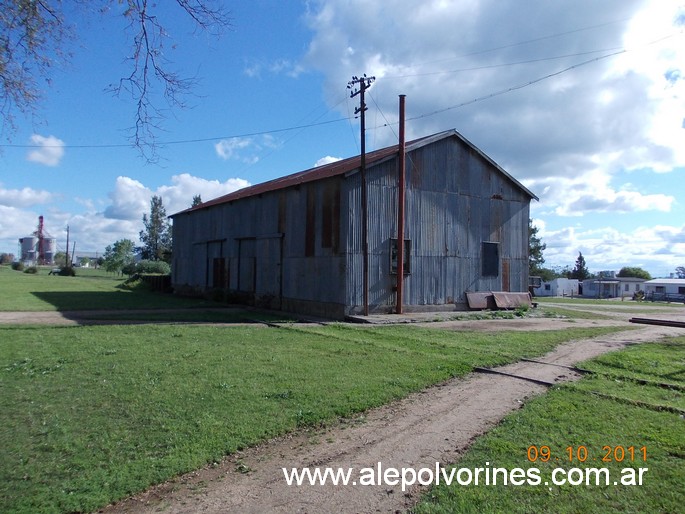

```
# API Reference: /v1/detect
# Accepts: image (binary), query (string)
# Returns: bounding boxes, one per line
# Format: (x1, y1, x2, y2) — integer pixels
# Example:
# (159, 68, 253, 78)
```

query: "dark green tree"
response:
(139, 196, 172, 262)
(53, 251, 67, 267)
(191, 194, 203, 207)
(569, 252, 591, 280)
(676, 266, 685, 279)
(103, 239, 136, 276)
(0, 253, 15, 264)
(536, 267, 558, 282)
(616, 267, 651, 280)
(528, 219, 546, 276)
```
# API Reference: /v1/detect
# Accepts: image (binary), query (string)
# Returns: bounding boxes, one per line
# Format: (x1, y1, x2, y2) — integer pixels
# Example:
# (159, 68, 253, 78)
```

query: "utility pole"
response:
(348, 74, 375, 316)
(65, 225, 70, 268)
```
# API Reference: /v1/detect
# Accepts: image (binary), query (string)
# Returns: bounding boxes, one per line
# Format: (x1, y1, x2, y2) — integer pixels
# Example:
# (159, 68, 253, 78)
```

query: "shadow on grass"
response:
(32, 290, 202, 312)
(29, 291, 297, 325)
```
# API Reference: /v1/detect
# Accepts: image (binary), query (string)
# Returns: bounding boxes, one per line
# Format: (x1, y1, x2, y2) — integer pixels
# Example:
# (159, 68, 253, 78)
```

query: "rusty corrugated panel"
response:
(332, 181, 341, 254)
(502, 259, 510, 292)
(180, 139, 405, 213)
(466, 292, 494, 310)
(171, 129, 536, 317)
(321, 179, 340, 252)
(305, 184, 316, 257)
(170, 129, 538, 218)
(492, 292, 532, 309)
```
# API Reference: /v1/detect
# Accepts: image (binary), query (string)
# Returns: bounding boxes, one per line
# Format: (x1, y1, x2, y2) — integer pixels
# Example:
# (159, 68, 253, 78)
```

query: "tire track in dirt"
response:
(101, 319, 684, 514)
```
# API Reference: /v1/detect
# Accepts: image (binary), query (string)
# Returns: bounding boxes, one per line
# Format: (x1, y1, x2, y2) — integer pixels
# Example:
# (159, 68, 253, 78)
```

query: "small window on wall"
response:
(390, 238, 411, 274)
(482, 241, 499, 277)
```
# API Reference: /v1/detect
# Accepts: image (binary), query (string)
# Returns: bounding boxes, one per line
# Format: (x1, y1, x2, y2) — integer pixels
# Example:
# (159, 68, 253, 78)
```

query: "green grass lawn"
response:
(0, 323, 622, 513)
(536, 296, 685, 309)
(0, 265, 216, 312)
(415, 338, 685, 514)
(536, 305, 613, 320)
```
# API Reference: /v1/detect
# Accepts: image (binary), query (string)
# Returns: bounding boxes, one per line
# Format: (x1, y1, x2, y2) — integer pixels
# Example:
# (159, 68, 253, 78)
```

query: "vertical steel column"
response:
(396, 95, 406, 314)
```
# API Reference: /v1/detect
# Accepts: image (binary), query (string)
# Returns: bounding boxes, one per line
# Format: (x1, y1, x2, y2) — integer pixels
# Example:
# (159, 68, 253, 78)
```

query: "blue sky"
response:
(1, 0, 683, 277)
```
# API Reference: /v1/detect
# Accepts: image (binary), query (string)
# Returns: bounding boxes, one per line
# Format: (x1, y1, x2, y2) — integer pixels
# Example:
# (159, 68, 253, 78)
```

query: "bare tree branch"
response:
(0, 0, 231, 161)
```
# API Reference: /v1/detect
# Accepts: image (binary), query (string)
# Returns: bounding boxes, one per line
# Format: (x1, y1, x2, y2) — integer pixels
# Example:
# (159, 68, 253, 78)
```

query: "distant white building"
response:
(533, 278, 579, 297)
(581, 272, 645, 299)
(642, 279, 685, 302)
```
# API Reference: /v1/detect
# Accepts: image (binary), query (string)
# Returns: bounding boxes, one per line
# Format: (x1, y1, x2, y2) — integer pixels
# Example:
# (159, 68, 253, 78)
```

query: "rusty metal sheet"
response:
(492, 292, 532, 309)
(466, 292, 494, 310)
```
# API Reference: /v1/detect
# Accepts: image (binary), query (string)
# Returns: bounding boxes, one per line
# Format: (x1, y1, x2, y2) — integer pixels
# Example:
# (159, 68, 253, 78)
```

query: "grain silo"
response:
(19, 236, 38, 263)
(44, 237, 57, 264)
(19, 216, 57, 265)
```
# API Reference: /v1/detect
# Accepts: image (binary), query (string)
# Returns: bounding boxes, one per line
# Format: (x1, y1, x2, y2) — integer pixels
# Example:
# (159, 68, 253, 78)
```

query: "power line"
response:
(404, 17, 633, 70)
(383, 46, 626, 79)
(0, 117, 351, 149)
(395, 32, 680, 125)
(2, 32, 678, 151)
(0, 49, 627, 150)
(403, 49, 628, 124)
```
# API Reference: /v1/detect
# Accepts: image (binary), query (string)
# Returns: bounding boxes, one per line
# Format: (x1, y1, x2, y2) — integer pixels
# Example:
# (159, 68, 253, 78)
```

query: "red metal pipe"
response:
(396, 95, 406, 314)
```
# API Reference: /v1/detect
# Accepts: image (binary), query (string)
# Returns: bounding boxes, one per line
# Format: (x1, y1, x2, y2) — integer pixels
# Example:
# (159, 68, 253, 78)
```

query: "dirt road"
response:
(99, 309, 685, 514)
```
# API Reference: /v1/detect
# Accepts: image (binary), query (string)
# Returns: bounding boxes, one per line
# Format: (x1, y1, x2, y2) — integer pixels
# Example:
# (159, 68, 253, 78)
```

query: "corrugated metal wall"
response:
(344, 136, 530, 314)
(172, 177, 348, 317)
(173, 133, 532, 318)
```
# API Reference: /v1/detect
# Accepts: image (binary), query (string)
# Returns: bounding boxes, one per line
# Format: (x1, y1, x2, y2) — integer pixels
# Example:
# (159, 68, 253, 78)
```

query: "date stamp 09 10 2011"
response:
(527, 445, 647, 464)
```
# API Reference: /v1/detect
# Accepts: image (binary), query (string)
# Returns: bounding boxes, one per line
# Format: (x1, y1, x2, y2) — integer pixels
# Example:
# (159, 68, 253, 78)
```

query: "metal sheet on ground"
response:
(492, 292, 532, 309)
(466, 292, 493, 310)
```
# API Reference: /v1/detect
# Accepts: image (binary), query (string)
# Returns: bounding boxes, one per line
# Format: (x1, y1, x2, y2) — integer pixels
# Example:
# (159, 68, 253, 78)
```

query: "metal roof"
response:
(172, 129, 537, 217)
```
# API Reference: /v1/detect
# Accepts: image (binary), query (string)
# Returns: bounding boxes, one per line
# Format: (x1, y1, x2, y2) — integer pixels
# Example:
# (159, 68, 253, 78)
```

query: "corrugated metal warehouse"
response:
(170, 129, 538, 318)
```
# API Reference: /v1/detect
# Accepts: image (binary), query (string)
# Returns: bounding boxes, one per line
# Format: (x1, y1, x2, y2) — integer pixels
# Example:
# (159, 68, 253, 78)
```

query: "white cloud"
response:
(0, 173, 252, 257)
(539, 223, 685, 277)
(314, 155, 342, 167)
(528, 169, 675, 217)
(26, 134, 65, 166)
(214, 135, 283, 163)
(0, 205, 41, 242)
(215, 137, 253, 160)
(157, 173, 250, 214)
(103, 176, 150, 221)
(103, 173, 251, 222)
(0, 184, 55, 208)
(244, 59, 303, 78)
(302, 0, 684, 180)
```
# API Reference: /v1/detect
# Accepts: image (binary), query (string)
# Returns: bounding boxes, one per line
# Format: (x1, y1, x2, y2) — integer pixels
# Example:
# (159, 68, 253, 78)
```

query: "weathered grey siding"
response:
(173, 177, 348, 318)
(172, 130, 535, 319)
(344, 136, 531, 314)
